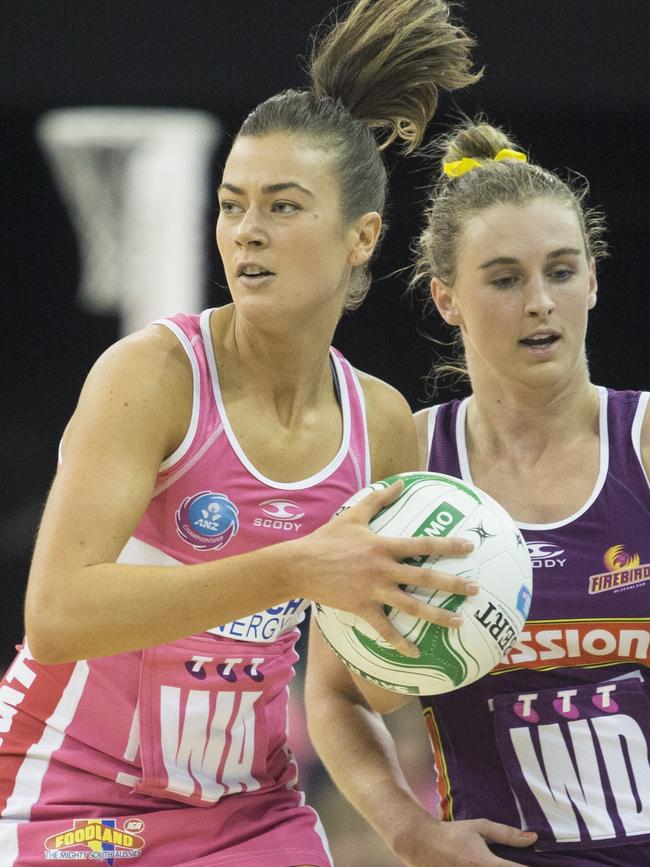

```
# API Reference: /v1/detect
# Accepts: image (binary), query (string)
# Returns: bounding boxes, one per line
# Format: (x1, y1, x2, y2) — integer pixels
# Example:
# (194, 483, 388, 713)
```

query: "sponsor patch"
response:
(495, 619, 650, 672)
(259, 498, 304, 520)
(588, 545, 649, 594)
(252, 498, 305, 533)
(526, 541, 567, 569)
(175, 491, 239, 551)
(44, 818, 145, 862)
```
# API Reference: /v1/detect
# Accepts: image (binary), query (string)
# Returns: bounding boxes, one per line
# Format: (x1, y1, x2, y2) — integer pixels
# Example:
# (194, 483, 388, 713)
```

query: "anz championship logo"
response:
(176, 491, 239, 551)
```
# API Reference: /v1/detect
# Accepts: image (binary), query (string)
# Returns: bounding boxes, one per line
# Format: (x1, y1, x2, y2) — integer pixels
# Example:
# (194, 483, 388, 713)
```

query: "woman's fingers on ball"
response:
(340, 480, 404, 523)
(392, 534, 474, 558)
(363, 606, 419, 657)
(387, 588, 464, 629)
(397, 562, 479, 596)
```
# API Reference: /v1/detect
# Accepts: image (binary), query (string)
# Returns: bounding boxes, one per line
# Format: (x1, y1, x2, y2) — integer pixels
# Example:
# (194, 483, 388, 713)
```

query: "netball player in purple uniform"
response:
(0, 5, 480, 865)
(307, 120, 649, 865)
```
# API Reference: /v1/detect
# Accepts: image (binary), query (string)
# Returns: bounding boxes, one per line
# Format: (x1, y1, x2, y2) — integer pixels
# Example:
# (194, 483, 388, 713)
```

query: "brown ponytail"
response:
(237, 0, 479, 311)
(310, 0, 480, 154)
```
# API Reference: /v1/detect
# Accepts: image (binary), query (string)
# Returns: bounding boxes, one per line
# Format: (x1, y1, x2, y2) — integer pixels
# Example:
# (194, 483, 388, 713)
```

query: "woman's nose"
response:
(524, 276, 555, 317)
(235, 208, 267, 247)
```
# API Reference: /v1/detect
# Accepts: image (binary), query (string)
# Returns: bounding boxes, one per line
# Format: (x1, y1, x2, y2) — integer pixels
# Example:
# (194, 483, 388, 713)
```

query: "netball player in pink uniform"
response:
(307, 120, 650, 865)
(0, 2, 480, 865)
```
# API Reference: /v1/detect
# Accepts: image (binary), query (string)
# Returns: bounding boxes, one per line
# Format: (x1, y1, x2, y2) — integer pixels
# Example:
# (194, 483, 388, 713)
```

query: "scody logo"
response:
(44, 818, 145, 861)
(253, 498, 305, 532)
(526, 541, 566, 568)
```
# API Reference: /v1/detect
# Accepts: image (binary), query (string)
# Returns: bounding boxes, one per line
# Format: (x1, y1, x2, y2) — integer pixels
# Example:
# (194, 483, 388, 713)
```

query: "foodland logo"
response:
(588, 545, 649, 594)
(495, 619, 649, 672)
(526, 541, 566, 569)
(44, 818, 144, 861)
(253, 498, 305, 532)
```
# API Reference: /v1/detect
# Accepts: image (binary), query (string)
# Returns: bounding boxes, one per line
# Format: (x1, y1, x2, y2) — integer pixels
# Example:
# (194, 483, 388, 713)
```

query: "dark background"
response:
(2, 1, 649, 665)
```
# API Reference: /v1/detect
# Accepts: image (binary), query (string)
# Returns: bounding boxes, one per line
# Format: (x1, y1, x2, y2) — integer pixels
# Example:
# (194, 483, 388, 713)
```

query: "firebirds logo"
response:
(44, 818, 145, 862)
(588, 545, 649, 594)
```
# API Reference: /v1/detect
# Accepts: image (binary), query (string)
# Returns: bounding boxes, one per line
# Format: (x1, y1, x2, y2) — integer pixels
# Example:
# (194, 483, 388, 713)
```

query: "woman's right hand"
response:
(291, 480, 479, 657)
(392, 812, 537, 867)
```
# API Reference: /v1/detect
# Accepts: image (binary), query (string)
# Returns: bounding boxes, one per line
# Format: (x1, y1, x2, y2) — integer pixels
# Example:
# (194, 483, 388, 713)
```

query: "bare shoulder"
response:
(62, 322, 193, 464)
(26, 324, 195, 641)
(355, 369, 418, 480)
(85, 322, 190, 395)
(356, 369, 412, 416)
(640, 393, 650, 479)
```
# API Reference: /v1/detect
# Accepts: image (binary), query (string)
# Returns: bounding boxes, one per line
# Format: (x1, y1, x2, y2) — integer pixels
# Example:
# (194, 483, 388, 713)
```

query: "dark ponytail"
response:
(238, 0, 480, 310)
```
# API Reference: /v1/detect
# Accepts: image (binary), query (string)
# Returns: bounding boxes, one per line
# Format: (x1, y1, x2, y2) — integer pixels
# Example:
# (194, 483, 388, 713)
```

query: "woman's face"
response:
(217, 132, 379, 329)
(431, 198, 597, 389)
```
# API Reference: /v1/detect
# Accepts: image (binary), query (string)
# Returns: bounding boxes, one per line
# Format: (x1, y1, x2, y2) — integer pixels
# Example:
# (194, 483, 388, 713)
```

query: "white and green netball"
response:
(314, 472, 533, 696)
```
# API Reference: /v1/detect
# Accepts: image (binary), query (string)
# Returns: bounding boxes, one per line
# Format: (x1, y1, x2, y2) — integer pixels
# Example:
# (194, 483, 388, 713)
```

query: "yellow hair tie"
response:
(494, 148, 527, 163)
(442, 156, 482, 178)
(443, 148, 527, 178)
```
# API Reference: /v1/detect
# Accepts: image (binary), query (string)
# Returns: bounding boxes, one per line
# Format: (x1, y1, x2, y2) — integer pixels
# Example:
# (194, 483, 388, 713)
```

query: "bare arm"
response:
(25, 337, 477, 664)
(305, 626, 431, 851)
(306, 610, 536, 866)
(356, 369, 421, 478)
(25, 326, 311, 661)
(306, 381, 536, 866)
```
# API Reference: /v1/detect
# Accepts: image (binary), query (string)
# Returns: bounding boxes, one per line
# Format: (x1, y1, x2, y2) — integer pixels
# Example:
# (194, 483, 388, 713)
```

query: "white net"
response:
(37, 107, 221, 334)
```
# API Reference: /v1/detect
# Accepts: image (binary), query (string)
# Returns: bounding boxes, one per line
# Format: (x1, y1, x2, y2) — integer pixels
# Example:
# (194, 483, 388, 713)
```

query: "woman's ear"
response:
(347, 212, 382, 267)
(587, 257, 598, 310)
(430, 277, 462, 325)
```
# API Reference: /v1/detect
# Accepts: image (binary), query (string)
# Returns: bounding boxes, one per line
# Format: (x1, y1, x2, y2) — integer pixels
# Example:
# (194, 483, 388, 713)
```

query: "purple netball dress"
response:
(422, 388, 650, 865)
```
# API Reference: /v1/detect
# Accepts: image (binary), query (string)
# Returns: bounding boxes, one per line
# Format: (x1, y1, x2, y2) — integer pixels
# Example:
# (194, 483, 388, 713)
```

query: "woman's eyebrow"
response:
(217, 181, 314, 196)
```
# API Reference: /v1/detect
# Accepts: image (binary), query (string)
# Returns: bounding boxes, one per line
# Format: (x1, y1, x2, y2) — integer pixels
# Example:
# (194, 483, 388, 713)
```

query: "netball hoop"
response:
(37, 108, 221, 334)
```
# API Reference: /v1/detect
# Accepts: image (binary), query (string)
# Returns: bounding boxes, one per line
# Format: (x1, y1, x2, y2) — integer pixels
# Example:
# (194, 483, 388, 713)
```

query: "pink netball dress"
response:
(0, 309, 371, 866)
(422, 388, 650, 865)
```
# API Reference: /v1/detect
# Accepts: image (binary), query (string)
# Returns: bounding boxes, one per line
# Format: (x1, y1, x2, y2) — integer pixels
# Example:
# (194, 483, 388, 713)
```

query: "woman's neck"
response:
(465, 372, 600, 461)
(210, 304, 339, 428)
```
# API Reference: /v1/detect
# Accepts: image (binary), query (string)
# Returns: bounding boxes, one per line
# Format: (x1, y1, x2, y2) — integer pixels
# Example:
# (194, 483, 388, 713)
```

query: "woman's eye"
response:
(218, 201, 241, 215)
(549, 268, 574, 281)
(492, 275, 517, 289)
(272, 201, 300, 214)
